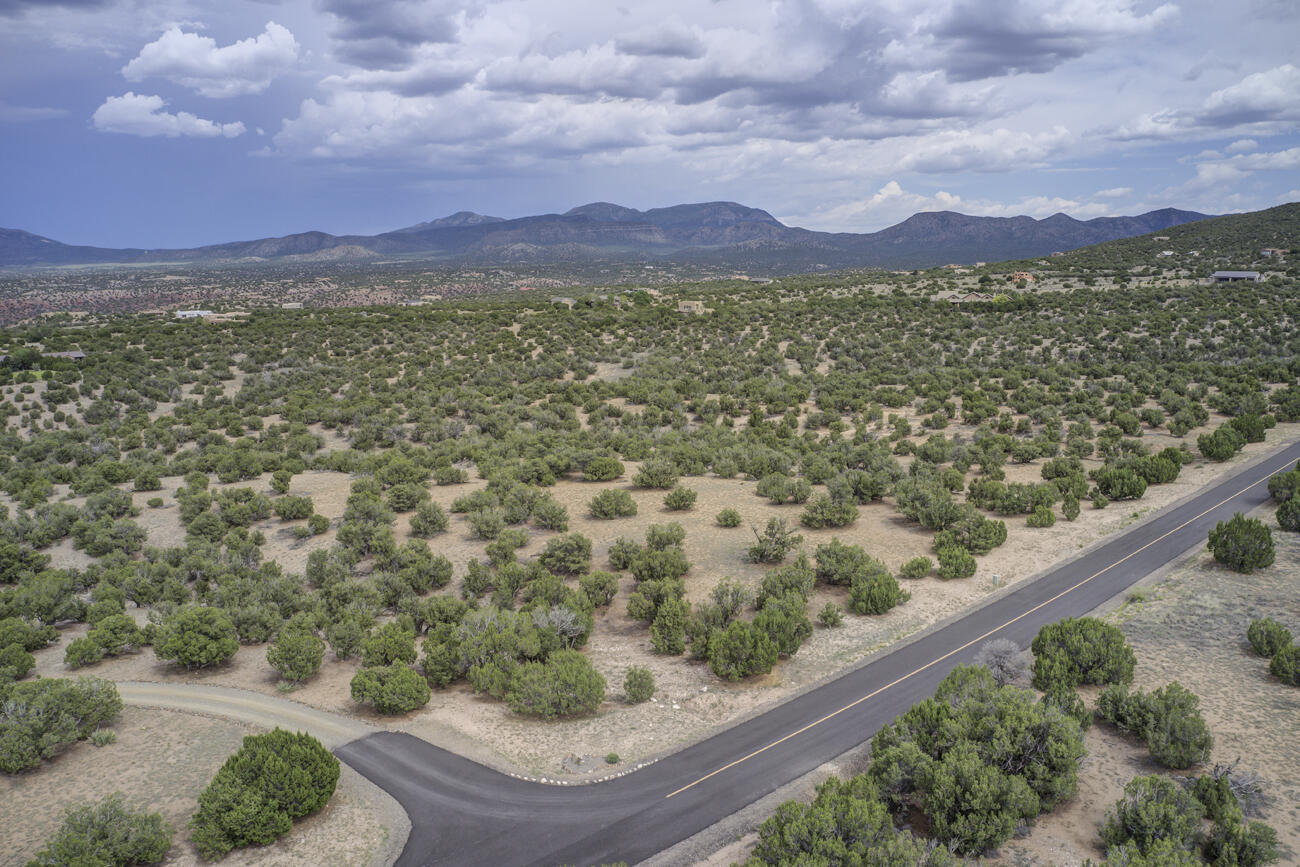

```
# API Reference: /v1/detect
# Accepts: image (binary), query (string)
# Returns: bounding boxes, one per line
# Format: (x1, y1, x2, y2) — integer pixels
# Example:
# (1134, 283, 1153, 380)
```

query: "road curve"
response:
(117, 682, 375, 748)
(120, 440, 1299, 867)
(333, 439, 1300, 867)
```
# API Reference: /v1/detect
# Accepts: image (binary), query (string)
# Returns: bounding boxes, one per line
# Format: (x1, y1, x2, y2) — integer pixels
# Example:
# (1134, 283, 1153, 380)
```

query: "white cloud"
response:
(1094, 186, 1132, 198)
(92, 92, 246, 138)
(895, 126, 1073, 173)
(122, 21, 299, 98)
(1198, 64, 1300, 126)
(1225, 138, 1258, 153)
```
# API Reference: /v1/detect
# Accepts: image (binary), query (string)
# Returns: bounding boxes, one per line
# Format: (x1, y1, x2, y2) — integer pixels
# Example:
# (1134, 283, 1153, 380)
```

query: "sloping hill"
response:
(0, 201, 1215, 270)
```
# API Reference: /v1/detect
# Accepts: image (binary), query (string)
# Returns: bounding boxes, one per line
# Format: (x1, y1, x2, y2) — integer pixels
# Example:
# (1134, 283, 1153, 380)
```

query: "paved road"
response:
(335, 439, 1297, 866)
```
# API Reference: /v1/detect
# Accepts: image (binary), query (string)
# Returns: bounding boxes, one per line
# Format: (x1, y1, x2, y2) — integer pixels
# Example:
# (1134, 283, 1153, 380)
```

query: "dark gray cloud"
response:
(319, 0, 461, 66)
(615, 27, 705, 59)
(0, 0, 109, 15)
(930, 0, 1175, 81)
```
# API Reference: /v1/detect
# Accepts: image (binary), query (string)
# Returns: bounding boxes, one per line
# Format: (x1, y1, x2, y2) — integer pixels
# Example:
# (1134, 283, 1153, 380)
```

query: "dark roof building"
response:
(1210, 271, 1261, 282)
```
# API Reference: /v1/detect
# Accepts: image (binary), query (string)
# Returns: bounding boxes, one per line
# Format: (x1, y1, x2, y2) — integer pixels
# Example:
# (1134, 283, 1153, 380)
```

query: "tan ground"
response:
(0, 706, 406, 867)
(34, 424, 1300, 780)
(704, 502, 1300, 867)
(994, 502, 1300, 866)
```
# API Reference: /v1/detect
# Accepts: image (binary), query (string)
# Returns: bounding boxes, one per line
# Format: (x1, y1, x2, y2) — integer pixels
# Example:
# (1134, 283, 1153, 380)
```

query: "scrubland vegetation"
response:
(1, 210, 1297, 862)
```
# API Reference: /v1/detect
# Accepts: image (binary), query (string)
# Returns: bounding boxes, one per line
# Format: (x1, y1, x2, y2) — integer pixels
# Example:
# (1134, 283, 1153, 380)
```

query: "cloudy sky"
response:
(1, 0, 1298, 247)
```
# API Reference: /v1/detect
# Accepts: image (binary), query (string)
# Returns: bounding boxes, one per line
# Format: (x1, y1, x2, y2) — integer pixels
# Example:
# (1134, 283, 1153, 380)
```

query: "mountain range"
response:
(0, 202, 1211, 271)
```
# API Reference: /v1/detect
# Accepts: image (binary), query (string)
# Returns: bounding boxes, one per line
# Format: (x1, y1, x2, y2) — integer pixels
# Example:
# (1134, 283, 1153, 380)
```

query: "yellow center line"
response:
(664, 453, 1294, 799)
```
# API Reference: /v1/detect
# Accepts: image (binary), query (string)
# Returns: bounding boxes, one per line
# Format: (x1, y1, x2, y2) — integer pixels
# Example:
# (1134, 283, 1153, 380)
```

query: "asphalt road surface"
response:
(336, 439, 1300, 867)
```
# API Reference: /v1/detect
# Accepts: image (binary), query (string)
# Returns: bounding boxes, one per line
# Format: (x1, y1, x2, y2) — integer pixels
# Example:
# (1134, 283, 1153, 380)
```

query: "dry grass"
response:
(0, 707, 402, 867)
(33, 424, 1300, 781)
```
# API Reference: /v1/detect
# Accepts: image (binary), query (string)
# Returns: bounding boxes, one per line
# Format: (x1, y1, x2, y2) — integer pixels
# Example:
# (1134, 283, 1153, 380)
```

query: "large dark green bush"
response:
(0, 677, 122, 773)
(154, 606, 239, 670)
(1100, 774, 1203, 860)
(1246, 618, 1292, 657)
(190, 729, 339, 859)
(589, 489, 637, 519)
(26, 793, 171, 867)
(1207, 513, 1274, 573)
(743, 775, 952, 866)
(506, 650, 605, 718)
(1097, 681, 1213, 768)
(1031, 616, 1135, 691)
(868, 665, 1085, 855)
(350, 663, 431, 714)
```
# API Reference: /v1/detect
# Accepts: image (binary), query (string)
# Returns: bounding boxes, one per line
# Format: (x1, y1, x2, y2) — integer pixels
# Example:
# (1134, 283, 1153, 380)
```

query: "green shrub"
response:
(817, 602, 843, 627)
(350, 664, 431, 714)
(746, 775, 943, 866)
(467, 507, 506, 540)
(266, 630, 325, 684)
(663, 486, 697, 511)
(0, 642, 35, 684)
(27, 793, 171, 866)
(1097, 682, 1213, 768)
(584, 456, 624, 481)
(360, 623, 417, 668)
(409, 501, 449, 537)
(1269, 644, 1300, 686)
(579, 571, 619, 607)
(1207, 513, 1275, 573)
(749, 518, 803, 564)
(632, 458, 678, 489)
(533, 533, 589, 576)
(1246, 618, 1292, 657)
(799, 494, 858, 529)
(0, 677, 122, 773)
(899, 556, 933, 579)
(716, 508, 742, 527)
(532, 498, 569, 531)
(64, 636, 105, 669)
(589, 489, 638, 519)
(849, 568, 909, 616)
(1026, 505, 1056, 528)
(935, 546, 976, 580)
(274, 495, 314, 521)
(506, 650, 606, 718)
(867, 665, 1085, 855)
(624, 665, 655, 702)
(1031, 616, 1135, 691)
(1100, 774, 1203, 859)
(708, 620, 779, 681)
(190, 729, 339, 858)
(307, 513, 329, 535)
(154, 606, 239, 670)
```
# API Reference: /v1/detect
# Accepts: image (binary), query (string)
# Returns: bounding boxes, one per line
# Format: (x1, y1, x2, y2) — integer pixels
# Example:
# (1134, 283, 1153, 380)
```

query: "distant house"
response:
(677, 300, 706, 314)
(175, 310, 213, 319)
(946, 292, 996, 304)
(1153, 236, 1170, 241)
(280, 302, 303, 310)
(1261, 248, 1286, 257)
(44, 351, 86, 361)
(1050, 251, 1066, 257)
(1011, 271, 1035, 283)
(1158, 250, 1176, 257)
(1210, 271, 1262, 283)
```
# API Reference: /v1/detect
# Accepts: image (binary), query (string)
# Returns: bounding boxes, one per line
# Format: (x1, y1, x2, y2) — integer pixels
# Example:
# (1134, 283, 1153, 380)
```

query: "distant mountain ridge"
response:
(0, 202, 1212, 270)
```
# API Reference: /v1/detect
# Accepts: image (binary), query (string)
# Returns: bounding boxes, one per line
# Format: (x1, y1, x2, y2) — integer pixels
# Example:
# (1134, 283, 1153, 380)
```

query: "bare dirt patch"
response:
(1, 706, 403, 867)
(34, 429, 1300, 784)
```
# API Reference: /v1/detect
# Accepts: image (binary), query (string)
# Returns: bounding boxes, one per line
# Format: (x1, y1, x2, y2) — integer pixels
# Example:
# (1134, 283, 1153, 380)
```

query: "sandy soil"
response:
(0, 706, 405, 867)
(34, 424, 1300, 781)
(994, 502, 1300, 866)
(699, 500, 1300, 867)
